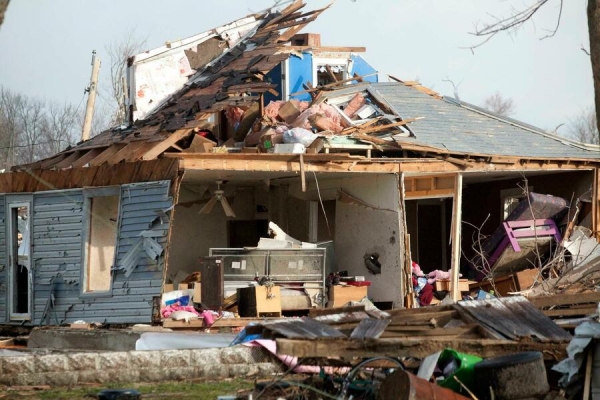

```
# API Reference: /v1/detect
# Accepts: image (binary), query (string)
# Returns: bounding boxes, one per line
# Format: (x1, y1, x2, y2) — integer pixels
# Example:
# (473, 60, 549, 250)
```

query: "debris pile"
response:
(227, 296, 574, 399)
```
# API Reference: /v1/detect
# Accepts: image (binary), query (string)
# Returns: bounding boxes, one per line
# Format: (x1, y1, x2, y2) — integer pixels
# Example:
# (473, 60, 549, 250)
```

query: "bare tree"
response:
(104, 30, 146, 126)
(0, 87, 82, 169)
(568, 107, 599, 144)
(482, 92, 516, 117)
(468, 0, 600, 144)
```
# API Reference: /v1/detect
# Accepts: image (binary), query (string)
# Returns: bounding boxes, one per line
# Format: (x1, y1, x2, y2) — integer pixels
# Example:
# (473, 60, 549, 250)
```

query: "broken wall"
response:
(334, 174, 403, 306)
(0, 181, 172, 325)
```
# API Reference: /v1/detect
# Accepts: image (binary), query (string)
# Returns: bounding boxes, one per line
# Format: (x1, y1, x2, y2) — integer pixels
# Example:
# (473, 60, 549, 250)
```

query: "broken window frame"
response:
(500, 187, 533, 220)
(6, 196, 33, 321)
(80, 187, 121, 298)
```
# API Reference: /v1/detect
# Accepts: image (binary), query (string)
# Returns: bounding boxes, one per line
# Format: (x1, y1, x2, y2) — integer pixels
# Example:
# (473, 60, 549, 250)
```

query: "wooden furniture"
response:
(435, 279, 475, 292)
(327, 285, 368, 308)
(469, 268, 540, 296)
(198, 256, 224, 309)
(237, 286, 282, 317)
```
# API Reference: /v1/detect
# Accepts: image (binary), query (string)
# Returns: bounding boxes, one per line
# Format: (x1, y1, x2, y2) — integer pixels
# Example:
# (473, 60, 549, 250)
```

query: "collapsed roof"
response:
(16, 0, 600, 172)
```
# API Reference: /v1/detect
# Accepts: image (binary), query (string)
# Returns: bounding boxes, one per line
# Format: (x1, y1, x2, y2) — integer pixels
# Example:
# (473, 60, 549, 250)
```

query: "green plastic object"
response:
(437, 348, 482, 393)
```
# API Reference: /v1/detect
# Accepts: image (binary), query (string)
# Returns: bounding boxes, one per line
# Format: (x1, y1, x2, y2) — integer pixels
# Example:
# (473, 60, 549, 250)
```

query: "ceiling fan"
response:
(199, 180, 236, 218)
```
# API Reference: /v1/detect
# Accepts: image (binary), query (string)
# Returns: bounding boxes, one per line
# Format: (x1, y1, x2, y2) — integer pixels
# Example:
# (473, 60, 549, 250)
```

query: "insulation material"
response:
(263, 100, 309, 120)
(225, 106, 245, 128)
(343, 93, 366, 117)
(292, 103, 344, 133)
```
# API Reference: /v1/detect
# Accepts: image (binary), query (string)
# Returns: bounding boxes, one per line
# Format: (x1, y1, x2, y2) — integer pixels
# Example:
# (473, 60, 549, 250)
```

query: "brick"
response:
(197, 364, 229, 379)
(189, 348, 220, 366)
(138, 368, 164, 383)
(77, 370, 110, 385)
(36, 354, 69, 373)
(107, 368, 139, 384)
(68, 353, 98, 370)
(160, 350, 191, 368)
(165, 367, 196, 381)
(2, 356, 35, 375)
(11, 373, 45, 386)
(220, 347, 255, 364)
(228, 364, 251, 377)
(257, 363, 282, 376)
(98, 352, 130, 371)
(129, 351, 160, 369)
(45, 372, 78, 386)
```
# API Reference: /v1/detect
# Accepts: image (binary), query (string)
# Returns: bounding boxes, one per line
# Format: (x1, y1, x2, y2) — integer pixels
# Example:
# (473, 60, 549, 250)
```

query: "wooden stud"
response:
(141, 129, 193, 161)
(450, 173, 463, 302)
(71, 148, 104, 168)
(299, 153, 306, 192)
(107, 141, 148, 165)
(52, 152, 82, 169)
(88, 144, 127, 167)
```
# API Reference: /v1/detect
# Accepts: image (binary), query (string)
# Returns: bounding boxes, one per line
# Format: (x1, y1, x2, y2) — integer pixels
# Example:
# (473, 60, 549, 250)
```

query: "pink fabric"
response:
(427, 269, 461, 285)
(201, 311, 216, 326)
(244, 339, 349, 374)
(161, 305, 201, 319)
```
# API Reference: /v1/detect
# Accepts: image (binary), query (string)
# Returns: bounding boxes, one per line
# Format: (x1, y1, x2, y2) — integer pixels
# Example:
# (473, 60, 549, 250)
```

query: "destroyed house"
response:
(0, 0, 598, 326)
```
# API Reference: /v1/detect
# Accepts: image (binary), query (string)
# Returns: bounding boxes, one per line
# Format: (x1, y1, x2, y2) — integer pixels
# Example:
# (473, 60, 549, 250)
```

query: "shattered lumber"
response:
(275, 338, 567, 360)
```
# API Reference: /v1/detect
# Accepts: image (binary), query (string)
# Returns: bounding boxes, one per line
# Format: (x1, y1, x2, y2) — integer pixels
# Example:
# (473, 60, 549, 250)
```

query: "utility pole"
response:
(81, 50, 101, 142)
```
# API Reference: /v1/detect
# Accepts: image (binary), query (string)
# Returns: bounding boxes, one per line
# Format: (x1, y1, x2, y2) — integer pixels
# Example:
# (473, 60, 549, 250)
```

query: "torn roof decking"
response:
(14, 1, 600, 174)
(15, 0, 331, 171)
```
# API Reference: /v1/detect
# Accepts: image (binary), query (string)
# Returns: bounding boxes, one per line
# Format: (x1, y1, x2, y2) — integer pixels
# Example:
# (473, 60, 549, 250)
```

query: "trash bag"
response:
(283, 127, 318, 146)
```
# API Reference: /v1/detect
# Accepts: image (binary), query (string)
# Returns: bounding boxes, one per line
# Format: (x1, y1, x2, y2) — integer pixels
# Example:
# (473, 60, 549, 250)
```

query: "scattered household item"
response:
(377, 369, 471, 400)
(237, 286, 282, 317)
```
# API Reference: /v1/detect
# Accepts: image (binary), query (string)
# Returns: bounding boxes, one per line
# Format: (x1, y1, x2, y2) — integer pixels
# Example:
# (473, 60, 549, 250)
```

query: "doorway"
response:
(7, 198, 32, 320)
(406, 198, 453, 273)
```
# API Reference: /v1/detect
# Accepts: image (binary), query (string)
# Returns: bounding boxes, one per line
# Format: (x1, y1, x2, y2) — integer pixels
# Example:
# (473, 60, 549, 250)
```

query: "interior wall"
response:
(333, 174, 403, 306)
(167, 184, 260, 278)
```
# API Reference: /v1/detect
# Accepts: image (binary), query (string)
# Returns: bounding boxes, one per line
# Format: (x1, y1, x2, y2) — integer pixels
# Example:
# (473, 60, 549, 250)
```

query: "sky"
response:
(0, 0, 593, 137)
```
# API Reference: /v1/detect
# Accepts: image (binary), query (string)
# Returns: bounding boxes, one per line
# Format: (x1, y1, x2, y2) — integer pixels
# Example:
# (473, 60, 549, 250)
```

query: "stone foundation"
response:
(0, 345, 281, 386)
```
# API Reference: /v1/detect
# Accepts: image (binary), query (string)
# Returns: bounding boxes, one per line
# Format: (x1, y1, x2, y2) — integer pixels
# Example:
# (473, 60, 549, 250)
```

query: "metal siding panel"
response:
(32, 191, 84, 325)
(30, 181, 172, 325)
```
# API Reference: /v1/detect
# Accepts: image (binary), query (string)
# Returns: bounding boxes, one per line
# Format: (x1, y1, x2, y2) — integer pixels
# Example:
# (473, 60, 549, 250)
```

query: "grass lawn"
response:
(0, 378, 255, 400)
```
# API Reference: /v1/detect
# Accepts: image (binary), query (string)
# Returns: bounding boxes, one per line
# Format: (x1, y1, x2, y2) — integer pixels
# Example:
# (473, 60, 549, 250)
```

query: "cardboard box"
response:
(259, 132, 284, 152)
(328, 285, 368, 308)
(184, 134, 216, 153)
(278, 101, 301, 124)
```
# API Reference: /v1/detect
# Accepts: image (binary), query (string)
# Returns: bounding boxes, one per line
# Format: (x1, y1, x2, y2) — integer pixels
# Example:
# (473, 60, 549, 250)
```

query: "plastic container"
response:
(437, 349, 482, 394)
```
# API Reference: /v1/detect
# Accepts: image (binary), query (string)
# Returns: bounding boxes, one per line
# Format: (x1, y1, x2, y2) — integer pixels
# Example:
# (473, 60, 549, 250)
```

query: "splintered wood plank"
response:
(107, 141, 148, 164)
(262, 317, 346, 339)
(141, 129, 193, 161)
(264, 0, 305, 27)
(53, 151, 82, 169)
(88, 144, 127, 166)
(350, 319, 390, 339)
(309, 305, 366, 317)
(39, 153, 68, 169)
(543, 306, 598, 317)
(276, 338, 567, 360)
(71, 148, 104, 168)
(529, 292, 600, 308)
